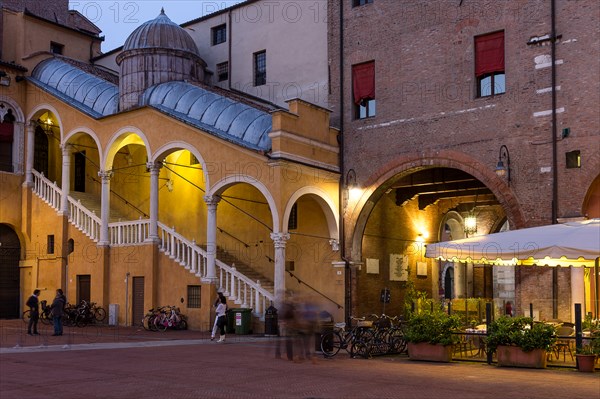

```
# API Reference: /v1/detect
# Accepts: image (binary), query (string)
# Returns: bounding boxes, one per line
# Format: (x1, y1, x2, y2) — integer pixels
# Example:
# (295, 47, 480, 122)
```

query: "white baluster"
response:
(230, 266, 237, 300)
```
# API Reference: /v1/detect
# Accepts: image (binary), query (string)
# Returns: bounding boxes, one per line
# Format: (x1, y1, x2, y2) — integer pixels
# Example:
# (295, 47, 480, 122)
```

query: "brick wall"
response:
(330, 0, 599, 319)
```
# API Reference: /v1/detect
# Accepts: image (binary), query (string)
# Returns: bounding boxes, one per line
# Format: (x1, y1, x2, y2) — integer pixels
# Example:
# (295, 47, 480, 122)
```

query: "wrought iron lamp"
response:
(495, 144, 511, 185)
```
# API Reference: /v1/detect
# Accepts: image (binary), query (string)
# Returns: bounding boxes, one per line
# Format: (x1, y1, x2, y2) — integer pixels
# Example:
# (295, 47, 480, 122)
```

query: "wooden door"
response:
(132, 277, 144, 326)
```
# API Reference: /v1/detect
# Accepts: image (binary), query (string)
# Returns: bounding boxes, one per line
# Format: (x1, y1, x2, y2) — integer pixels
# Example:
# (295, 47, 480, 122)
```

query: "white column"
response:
(571, 267, 585, 323)
(147, 161, 161, 242)
(59, 145, 71, 215)
(98, 170, 112, 246)
(24, 122, 35, 186)
(204, 195, 221, 282)
(270, 232, 290, 306)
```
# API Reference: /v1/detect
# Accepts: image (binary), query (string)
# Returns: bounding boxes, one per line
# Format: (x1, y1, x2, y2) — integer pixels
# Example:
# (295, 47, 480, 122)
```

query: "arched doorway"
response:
(0, 224, 21, 318)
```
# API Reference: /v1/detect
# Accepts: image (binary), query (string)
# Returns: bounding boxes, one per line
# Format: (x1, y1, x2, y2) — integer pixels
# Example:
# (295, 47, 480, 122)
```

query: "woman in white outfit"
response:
(215, 297, 228, 342)
(211, 292, 227, 340)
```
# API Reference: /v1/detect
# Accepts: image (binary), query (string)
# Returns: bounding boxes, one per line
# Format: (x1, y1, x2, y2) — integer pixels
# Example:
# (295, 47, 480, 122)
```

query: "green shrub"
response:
(404, 310, 462, 346)
(486, 316, 557, 353)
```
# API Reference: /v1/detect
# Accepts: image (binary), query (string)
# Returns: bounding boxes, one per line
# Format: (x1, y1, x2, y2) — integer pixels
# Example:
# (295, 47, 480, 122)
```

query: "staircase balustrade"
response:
(31, 170, 274, 318)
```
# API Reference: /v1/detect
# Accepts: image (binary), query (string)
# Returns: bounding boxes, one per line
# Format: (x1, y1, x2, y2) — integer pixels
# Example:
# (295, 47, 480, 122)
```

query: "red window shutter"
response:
(352, 62, 375, 105)
(0, 122, 14, 143)
(475, 31, 505, 77)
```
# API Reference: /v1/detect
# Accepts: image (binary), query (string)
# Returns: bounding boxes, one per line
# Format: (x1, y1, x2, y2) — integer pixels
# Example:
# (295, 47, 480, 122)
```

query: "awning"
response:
(425, 219, 600, 267)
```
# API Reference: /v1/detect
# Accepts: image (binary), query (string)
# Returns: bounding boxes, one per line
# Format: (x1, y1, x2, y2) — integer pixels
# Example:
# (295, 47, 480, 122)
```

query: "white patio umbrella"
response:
(425, 218, 600, 267)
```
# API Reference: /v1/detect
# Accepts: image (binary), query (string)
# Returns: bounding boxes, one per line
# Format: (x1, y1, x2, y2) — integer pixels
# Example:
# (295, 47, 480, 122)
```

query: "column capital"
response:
(270, 232, 290, 248)
(146, 161, 162, 173)
(98, 170, 113, 181)
(203, 195, 221, 207)
(329, 239, 340, 252)
(61, 143, 73, 155)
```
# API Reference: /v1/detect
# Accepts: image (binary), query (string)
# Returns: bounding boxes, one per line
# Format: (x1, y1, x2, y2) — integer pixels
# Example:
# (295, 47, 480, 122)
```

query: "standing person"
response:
(211, 292, 227, 341)
(26, 289, 41, 335)
(215, 297, 228, 342)
(50, 289, 66, 336)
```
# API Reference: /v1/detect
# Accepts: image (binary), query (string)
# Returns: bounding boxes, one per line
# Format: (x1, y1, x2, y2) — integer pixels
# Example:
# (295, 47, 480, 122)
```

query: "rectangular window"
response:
(47, 235, 55, 254)
(187, 285, 201, 308)
(353, 0, 373, 6)
(352, 61, 376, 119)
(211, 24, 227, 45)
(475, 31, 505, 97)
(50, 42, 64, 55)
(254, 51, 266, 86)
(566, 150, 581, 169)
(217, 61, 229, 82)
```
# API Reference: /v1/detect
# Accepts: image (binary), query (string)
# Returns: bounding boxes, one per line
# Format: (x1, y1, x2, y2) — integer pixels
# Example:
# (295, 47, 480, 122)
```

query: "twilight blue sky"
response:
(69, 1, 243, 52)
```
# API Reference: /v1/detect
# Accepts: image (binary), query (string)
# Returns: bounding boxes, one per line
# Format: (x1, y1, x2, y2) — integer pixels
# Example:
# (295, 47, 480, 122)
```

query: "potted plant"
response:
(486, 316, 557, 368)
(404, 310, 462, 362)
(575, 329, 599, 372)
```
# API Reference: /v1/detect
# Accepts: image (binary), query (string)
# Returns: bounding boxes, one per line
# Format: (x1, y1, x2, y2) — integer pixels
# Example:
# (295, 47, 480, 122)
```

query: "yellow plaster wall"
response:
(2, 10, 101, 72)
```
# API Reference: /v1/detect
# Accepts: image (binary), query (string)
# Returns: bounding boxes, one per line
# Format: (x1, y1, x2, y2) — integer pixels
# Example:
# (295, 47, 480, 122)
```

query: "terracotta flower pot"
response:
(575, 354, 597, 372)
(496, 345, 547, 368)
(408, 342, 453, 362)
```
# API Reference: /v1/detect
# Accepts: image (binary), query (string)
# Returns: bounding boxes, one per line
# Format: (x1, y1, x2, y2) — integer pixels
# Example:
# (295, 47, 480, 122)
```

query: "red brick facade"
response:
(329, 0, 599, 320)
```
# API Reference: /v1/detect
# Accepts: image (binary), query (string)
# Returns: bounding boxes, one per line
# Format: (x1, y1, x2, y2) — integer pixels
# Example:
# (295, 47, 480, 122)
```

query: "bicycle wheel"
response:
(320, 331, 342, 357)
(176, 319, 188, 331)
(351, 339, 371, 359)
(388, 329, 407, 354)
(94, 307, 107, 322)
(22, 310, 31, 324)
(155, 315, 168, 332)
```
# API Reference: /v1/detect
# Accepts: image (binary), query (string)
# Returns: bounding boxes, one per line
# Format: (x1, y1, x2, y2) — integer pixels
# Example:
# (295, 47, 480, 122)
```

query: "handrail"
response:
(31, 170, 61, 210)
(217, 227, 250, 248)
(286, 270, 343, 309)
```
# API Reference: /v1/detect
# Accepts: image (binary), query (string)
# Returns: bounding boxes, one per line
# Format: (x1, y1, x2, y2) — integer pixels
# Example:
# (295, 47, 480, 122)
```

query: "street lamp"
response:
(464, 212, 477, 237)
(495, 144, 511, 185)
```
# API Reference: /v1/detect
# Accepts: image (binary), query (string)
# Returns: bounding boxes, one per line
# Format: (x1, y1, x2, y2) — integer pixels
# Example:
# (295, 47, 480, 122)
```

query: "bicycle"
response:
(320, 316, 374, 358)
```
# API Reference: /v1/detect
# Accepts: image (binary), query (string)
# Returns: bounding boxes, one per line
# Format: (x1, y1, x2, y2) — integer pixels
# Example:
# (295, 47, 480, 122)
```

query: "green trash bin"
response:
(231, 308, 253, 335)
(226, 309, 235, 334)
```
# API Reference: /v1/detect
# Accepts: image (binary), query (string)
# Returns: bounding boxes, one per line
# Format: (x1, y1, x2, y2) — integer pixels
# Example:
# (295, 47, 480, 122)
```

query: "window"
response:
(254, 51, 266, 86)
(0, 107, 14, 172)
(353, 0, 373, 6)
(211, 24, 226, 45)
(475, 31, 505, 97)
(217, 62, 229, 82)
(187, 285, 201, 308)
(352, 61, 376, 119)
(47, 235, 55, 254)
(288, 203, 298, 230)
(50, 42, 64, 55)
(566, 150, 581, 169)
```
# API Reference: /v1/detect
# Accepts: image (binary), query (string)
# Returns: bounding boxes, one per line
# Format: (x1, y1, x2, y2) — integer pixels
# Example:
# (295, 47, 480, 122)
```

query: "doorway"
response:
(132, 277, 144, 326)
(0, 224, 21, 318)
(74, 151, 86, 192)
(77, 275, 91, 304)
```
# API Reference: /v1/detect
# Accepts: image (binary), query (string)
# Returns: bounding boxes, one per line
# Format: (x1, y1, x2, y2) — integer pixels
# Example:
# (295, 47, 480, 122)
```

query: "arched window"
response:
(0, 106, 15, 172)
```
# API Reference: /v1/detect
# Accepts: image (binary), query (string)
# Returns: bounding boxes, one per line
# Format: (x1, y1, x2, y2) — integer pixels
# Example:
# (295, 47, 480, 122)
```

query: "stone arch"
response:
(348, 150, 525, 260)
(104, 126, 151, 170)
(151, 141, 210, 189)
(283, 186, 339, 241)
(208, 175, 279, 233)
(582, 174, 600, 218)
(26, 103, 64, 137)
(63, 126, 103, 153)
(0, 95, 25, 122)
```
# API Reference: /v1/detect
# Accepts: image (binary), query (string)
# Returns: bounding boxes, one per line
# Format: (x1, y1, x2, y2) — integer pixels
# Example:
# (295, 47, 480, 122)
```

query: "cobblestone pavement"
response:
(1, 320, 598, 399)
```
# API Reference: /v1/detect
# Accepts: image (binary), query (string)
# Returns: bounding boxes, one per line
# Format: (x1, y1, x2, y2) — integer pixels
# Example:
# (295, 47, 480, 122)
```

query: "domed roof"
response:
(122, 9, 200, 55)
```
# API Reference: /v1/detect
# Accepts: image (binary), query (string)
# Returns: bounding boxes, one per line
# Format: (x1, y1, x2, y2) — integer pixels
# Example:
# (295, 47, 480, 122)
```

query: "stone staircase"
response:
(69, 191, 128, 222)
(215, 247, 274, 294)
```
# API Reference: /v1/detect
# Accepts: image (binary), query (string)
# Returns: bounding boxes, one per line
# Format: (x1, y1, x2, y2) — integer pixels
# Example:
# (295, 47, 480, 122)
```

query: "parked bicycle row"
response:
(22, 299, 107, 328)
(142, 306, 188, 332)
(320, 314, 407, 359)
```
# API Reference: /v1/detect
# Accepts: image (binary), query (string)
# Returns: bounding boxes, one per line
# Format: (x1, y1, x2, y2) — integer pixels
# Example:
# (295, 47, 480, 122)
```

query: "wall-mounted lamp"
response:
(37, 116, 56, 135)
(495, 144, 511, 185)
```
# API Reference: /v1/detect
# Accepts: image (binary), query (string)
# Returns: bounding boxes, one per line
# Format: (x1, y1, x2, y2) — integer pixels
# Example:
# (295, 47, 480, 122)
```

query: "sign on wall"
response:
(390, 254, 408, 281)
(366, 258, 379, 274)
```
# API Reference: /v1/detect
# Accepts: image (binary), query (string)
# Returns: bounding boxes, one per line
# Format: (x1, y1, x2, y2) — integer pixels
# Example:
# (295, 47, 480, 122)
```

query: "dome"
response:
(122, 8, 200, 55)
